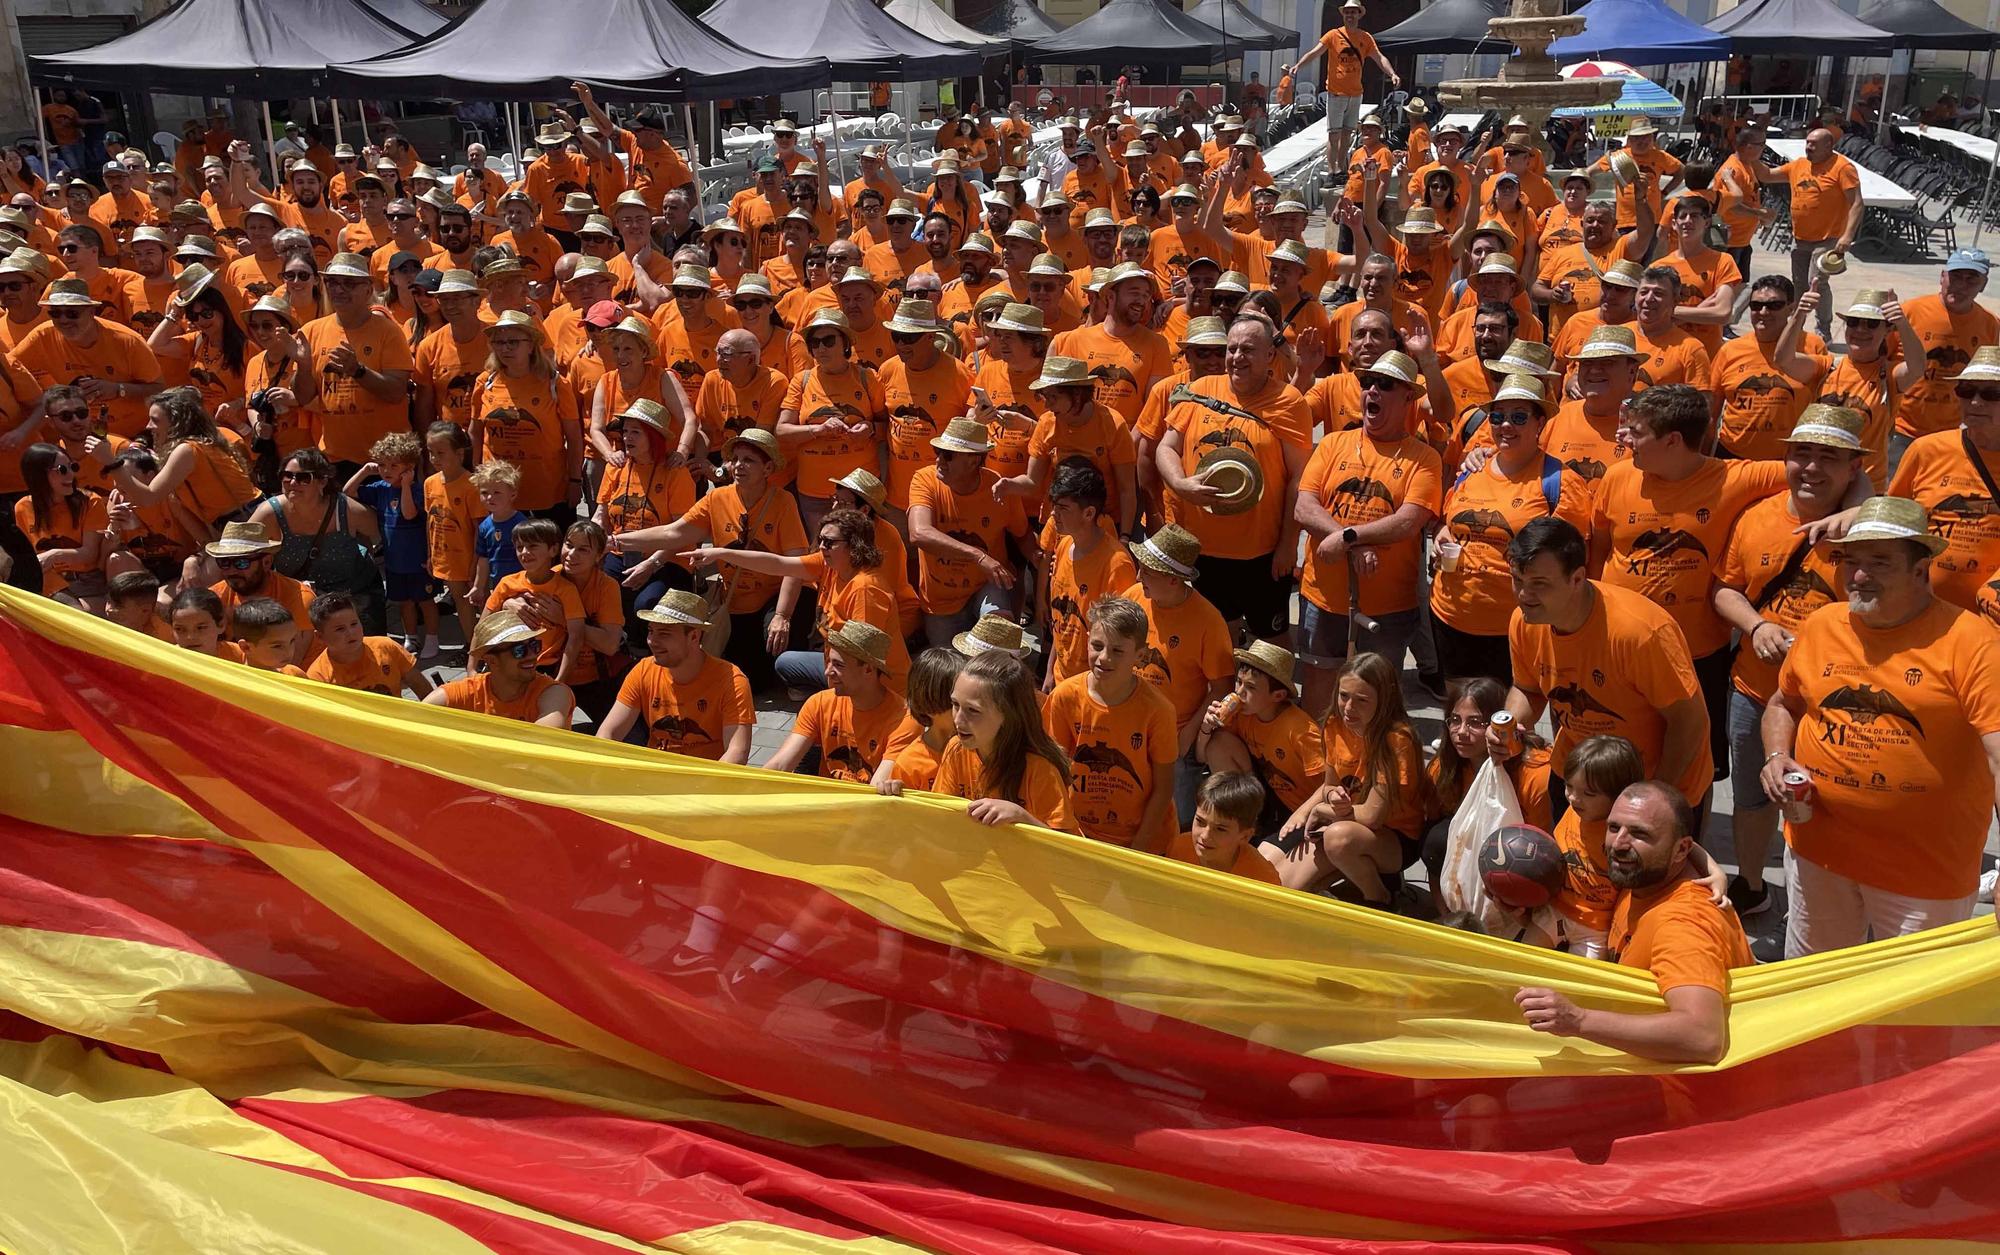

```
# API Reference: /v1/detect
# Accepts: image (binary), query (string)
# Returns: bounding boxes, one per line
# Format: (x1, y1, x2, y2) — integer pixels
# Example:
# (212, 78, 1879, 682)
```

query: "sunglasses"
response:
(49, 308, 90, 319)
(386, 212, 415, 222)
(280, 469, 321, 482)
(187, 304, 220, 319)
(1844, 317, 1884, 330)
(1489, 408, 1539, 427)
(1957, 383, 2000, 402)
(56, 243, 84, 254)
(817, 536, 844, 549)
(49, 408, 88, 421)
(502, 639, 538, 660)
(806, 333, 841, 349)
(0, 280, 27, 293)
(283, 271, 315, 282)
(51, 461, 77, 473)
(890, 330, 927, 344)
(732, 297, 770, 310)
(1747, 299, 1790, 312)
(215, 555, 260, 571)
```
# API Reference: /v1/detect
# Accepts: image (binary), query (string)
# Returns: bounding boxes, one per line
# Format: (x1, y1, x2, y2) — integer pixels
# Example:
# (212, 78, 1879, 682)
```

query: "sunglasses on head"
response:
(1957, 383, 2000, 402)
(215, 555, 260, 571)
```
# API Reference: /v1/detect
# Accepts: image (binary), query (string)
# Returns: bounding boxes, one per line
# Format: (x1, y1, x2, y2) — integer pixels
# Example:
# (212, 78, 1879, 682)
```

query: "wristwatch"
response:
(1342, 526, 1358, 547)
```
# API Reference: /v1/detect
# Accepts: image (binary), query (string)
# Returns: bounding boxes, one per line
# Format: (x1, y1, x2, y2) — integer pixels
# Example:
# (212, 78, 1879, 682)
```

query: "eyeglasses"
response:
(503, 640, 538, 660)
(215, 555, 259, 571)
(1747, 299, 1790, 312)
(280, 469, 320, 482)
(806, 333, 841, 349)
(187, 304, 220, 319)
(890, 330, 927, 344)
(1957, 383, 2000, 402)
(386, 212, 415, 222)
(56, 244, 84, 255)
(1489, 408, 1538, 427)
(716, 236, 747, 249)
(48, 408, 88, 421)
(818, 536, 844, 549)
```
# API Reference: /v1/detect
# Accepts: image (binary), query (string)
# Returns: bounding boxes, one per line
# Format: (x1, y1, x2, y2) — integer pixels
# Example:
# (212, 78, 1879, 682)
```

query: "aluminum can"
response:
(1779, 770, 1814, 824)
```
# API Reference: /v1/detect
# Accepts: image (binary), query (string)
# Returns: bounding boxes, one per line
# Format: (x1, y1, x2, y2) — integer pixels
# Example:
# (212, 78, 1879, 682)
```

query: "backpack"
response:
(1453, 450, 1564, 514)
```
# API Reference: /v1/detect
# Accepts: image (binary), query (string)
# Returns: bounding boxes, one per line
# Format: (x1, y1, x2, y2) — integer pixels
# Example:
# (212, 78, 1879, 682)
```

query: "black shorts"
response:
(1430, 615, 1512, 686)
(1193, 552, 1290, 640)
(1693, 647, 1733, 782)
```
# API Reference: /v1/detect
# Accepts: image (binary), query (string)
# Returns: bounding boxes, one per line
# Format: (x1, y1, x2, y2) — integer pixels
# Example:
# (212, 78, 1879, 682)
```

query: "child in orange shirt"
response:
(103, 569, 172, 641)
(873, 647, 965, 792)
(232, 596, 307, 675)
(168, 587, 244, 662)
(305, 592, 435, 697)
(1166, 772, 1284, 885)
(1041, 460, 1136, 690)
(484, 518, 586, 685)
(1198, 638, 1325, 831)
(1044, 596, 1178, 850)
(423, 420, 481, 645)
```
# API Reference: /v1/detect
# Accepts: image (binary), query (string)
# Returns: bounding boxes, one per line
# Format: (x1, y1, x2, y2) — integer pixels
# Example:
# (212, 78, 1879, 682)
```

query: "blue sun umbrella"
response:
(1553, 59, 1688, 118)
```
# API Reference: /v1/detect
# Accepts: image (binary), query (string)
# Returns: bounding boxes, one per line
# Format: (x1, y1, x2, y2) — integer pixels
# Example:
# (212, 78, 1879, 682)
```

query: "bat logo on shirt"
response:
(1821, 683, 1925, 736)
(824, 745, 874, 778)
(890, 404, 938, 429)
(647, 714, 710, 744)
(482, 405, 540, 432)
(1925, 344, 1971, 379)
(1450, 508, 1513, 536)
(129, 310, 166, 333)
(1932, 493, 1995, 518)
(1195, 429, 1247, 452)
(606, 491, 655, 518)
(945, 528, 990, 554)
(1049, 593, 1080, 622)
(1249, 754, 1298, 800)
(810, 403, 869, 423)
(1548, 682, 1620, 721)
(1398, 267, 1433, 291)
(1732, 373, 1792, 398)
(1769, 568, 1838, 614)
(446, 371, 479, 410)
(244, 281, 277, 299)
(1167, 252, 1194, 272)
(669, 358, 704, 383)
(1138, 644, 1172, 680)
(1565, 456, 1609, 480)
(1631, 527, 1709, 561)
(1332, 476, 1396, 509)
(1088, 364, 1138, 388)
(1070, 741, 1144, 789)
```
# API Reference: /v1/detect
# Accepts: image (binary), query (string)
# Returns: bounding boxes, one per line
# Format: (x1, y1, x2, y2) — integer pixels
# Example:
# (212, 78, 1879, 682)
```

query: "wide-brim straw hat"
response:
(990, 302, 1046, 335)
(885, 299, 944, 334)
(1785, 403, 1866, 451)
(726, 426, 783, 469)
(1840, 496, 1946, 556)
(470, 609, 540, 656)
(1233, 639, 1296, 691)
(1192, 446, 1264, 515)
(203, 520, 281, 557)
(834, 468, 887, 512)
(38, 278, 100, 308)
(1180, 315, 1229, 348)
(616, 397, 672, 438)
(1570, 324, 1643, 359)
(931, 416, 994, 455)
(1131, 524, 1201, 581)
(954, 614, 1029, 657)
(826, 620, 892, 670)
(638, 589, 710, 626)
(1031, 356, 1091, 392)
(1490, 339, 1557, 377)
(1490, 373, 1554, 416)
(1952, 345, 2000, 382)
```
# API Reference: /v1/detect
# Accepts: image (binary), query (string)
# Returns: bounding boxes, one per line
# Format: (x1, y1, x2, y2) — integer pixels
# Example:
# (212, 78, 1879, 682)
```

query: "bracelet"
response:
(1763, 750, 1787, 763)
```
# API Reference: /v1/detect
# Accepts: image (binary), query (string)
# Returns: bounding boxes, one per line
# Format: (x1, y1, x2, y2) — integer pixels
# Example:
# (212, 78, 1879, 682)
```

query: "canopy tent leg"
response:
(1842, 57, 1860, 129)
(828, 91, 848, 191)
(34, 85, 50, 185)
(261, 100, 281, 187)
(505, 103, 520, 175)
(1986, 48, 1997, 138)
(683, 104, 707, 221)
(309, 99, 319, 127)
(1975, 115, 2000, 249)
(332, 101, 343, 147)
(358, 102, 370, 146)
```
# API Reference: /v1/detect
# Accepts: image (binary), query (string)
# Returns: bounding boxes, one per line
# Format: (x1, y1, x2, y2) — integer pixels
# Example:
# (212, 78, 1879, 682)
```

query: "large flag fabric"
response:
(2, 585, 1998, 1252)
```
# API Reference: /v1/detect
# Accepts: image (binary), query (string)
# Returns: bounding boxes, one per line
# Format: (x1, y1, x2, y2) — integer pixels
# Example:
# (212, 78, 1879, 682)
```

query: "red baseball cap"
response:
(583, 299, 627, 328)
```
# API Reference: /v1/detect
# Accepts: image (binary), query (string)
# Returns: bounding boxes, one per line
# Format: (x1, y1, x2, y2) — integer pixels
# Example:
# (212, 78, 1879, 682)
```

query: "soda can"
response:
(1779, 770, 1814, 824)
(1213, 693, 1242, 725)
(1490, 709, 1522, 756)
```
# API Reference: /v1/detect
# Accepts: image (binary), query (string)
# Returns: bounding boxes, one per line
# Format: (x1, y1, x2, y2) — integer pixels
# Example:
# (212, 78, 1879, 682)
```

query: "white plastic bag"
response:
(1439, 758, 1565, 947)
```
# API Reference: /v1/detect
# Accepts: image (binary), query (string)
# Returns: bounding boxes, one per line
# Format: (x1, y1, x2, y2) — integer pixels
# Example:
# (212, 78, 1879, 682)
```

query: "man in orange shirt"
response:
(595, 589, 755, 757)
(1654, 195, 1741, 361)
(908, 417, 1034, 645)
(1889, 249, 1998, 467)
(1123, 522, 1235, 823)
(878, 298, 972, 517)
(10, 277, 161, 439)
(765, 621, 909, 782)
(1532, 195, 1654, 340)
(1888, 345, 2000, 615)
(1763, 496, 2000, 955)
(1167, 772, 1285, 884)
(88, 161, 154, 259)
(1284, 0, 1401, 177)
(1589, 119, 1682, 233)
(1051, 260, 1172, 428)
(860, 199, 926, 300)
(1712, 275, 1827, 460)
(1517, 780, 1747, 1063)
(1504, 516, 1712, 810)
(1630, 266, 1714, 396)
(299, 253, 414, 478)
(1777, 129, 1863, 342)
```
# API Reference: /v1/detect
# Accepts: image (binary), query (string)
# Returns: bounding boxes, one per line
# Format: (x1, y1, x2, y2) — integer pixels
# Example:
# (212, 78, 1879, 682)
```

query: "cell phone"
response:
(970, 386, 992, 409)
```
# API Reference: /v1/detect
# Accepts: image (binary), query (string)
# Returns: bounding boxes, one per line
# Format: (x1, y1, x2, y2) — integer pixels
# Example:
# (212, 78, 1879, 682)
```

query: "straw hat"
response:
(1271, 194, 1311, 216)
(1102, 260, 1155, 292)
(1608, 149, 1641, 186)
(38, 278, 100, 308)
(1002, 221, 1044, 245)
(930, 416, 994, 454)
(1626, 118, 1659, 137)
(834, 265, 881, 289)
(1405, 98, 1430, 117)
(1082, 207, 1120, 231)
(1266, 239, 1313, 271)
(1952, 345, 2000, 382)
(535, 121, 572, 146)
(1027, 252, 1069, 277)
(246, 295, 297, 326)
(469, 610, 540, 657)
(953, 614, 1030, 657)
(203, 521, 281, 558)
(127, 225, 170, 248)
(1400, 207, 1443, 235)
(1180, 315, 1229, 348)
(1192, 446, 1264, 515)
(1840, 497, 1946, 556)
(802, 308, 852, 339)
(1031, 356, 1092, 391)
(560, 192, 598, 217)
(1844, 289, 1893, 320)
(173, 262, 218, 303)
(1037, 189, 1070, 211)
(637, 589, 710, 627)
(670, 263, 713, 291)
(731, 274, 775, 303)
(1600, 259, 1644, 290)
(608, 314, 655, 344)
(1132, 523, 1201, 581)
(990, 302, 1046, 335)
(578, 214, 617, 239)
(433, 268, 480, 296)
(702, 215, 747, 240)
(1213, 270, 1251, 296)
(1470, 218, 1517, 249)
(826, 620, 892, 670)
(834, 467, 887, 512)
(1490, 373, 1554, 416)
(488, 309, 544, 342)
(1358, 349, 1421, 387)
(1816, 249, 1848, 276)
(886, 197, 921, 221)
(1475, 252, 1520, 279)
(480, 254, 527, 281)
(726, 426, 783, 468)
(959, 231, 997, 256)
(0, 248, 48, 281)
(418, 187, 457, 212)
(1490, 339, 1557, 377)
(1785, 403, 1866, 451)
(1570, 324, 1643, 359)
(1233, 639, 1296, 691)
(615, 397, 672, 438)
(885, 299, 944, 334)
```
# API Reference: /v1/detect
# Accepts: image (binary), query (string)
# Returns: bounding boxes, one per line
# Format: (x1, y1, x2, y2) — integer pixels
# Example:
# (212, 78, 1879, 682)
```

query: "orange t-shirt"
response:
(1162, 375, 1308, 560)
(1298, 428, 1443, 617)
(305, 636, 415, 695)
(1322, 720, 1426, 838)
(799, 550, 909, 691)
(1432, 455, 1593, 636)
(970, 358, 1040, 481)
(413, 325, 491, 429)
(1126, 582, 1234, 728)
(471, 369, 578, 513)
(439, 672, 572, 724)
(1893, 294, 2000, 440)
(907, 465, 1028, 615)
(1046, 532, 1138, 684)
(1814, 352, 1895, 485)
(653, 313, 728, 398)
(1713, 335, 1827, 461)
(1593, 457, 1787, 657)
(1715, 152, 1766, 249)
(1591, 145, 1681, 230)
(1781, 153, 1860, 243)
(9, 320, 162, 439)
(1716, 492, 1844, 705)
(1044, 673, 1177, 847)
(1221, 700, 1324, 814)
(1391, 236, 1453, 321)
(301, 312, 416, 464)
(886, 720, 946, 791)
(276, 200, 346, 265)
(1028, 404, 1137, 518)
(1783, 603, 2000, 895)
(1537, 235, 1646, 338)
(1316, 26, 1378, 96)
(1656, 249, 1742, 360)
(931, 737, 1077, 832)
(1888, 429, 2000, 612)
(615, 654, 754, 759)
(1540, 400, 1627, 489)
(563, 566, 627, 687)
(1631, 323, 1714, 394)
(485, 571, 586, 668)
(1550, 808, 1618, 936)
(1049, 323, 1175, 425)
(213, 572, 315, 641)
(599, 459, 695, 539)
(795, 688, 910, 783)
(783, 363, 887, 499)
(878, 353, 973, 511)
(13, 494, 107, 597)
(1509, 581, 1711, 804)
(1166, 832, 1283, 884)
(696, 366, 790, 453)
(1325, 299, 1431, 370)
(680, 484, 807, 614)
(424, 472, 482, 583)
(1609, 876, 1752, 995)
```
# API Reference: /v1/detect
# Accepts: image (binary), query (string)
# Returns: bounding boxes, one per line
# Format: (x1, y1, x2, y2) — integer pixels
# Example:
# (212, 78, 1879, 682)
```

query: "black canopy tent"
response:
(1856, 0, 1998, 49)
(1375, 0, 1507, 54)
(700, 0, 990, 80)
(332, 0, 829, 100)
(355, 0, 447, 37)
(1704, 0, 1892, 51)
(31, 0, 423, 95)
(1026, 0, 1241, 64)
(966, 0, 1069, 48)
(1183, 0, 1295, 53)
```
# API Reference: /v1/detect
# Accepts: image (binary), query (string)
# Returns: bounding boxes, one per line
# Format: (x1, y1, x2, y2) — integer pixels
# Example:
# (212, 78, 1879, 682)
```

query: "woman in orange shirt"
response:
(922, 157, 978, 245)
(704, 218, 753, 294)
(589, 315, 690, 480)
(105, 386, 260, 546)
(146, 280, 249, 434)
(13, 442, 107, 604)
(1419, 675, 1555, 886)
(242, 295, 320, 492)
(728, 274, 805, 383)
(1275, 651, 1427, 905)
(905, 650, 1076, 831)
(970, 301, 1050, 484)
(594, 396, 698, 641)
(872, 647, 965, 792)
(776, 308, 888, 534)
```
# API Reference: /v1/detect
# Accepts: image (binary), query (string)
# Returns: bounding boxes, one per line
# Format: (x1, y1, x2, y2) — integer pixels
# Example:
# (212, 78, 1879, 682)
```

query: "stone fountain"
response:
(1437, 0, 1622, 164)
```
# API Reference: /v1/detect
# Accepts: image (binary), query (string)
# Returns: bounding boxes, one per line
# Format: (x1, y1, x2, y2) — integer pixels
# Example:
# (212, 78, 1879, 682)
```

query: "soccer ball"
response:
(1478, 824, 1565, 909)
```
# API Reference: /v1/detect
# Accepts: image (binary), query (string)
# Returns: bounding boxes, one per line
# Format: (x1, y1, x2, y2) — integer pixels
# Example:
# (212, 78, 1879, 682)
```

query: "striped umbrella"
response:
(1554, 58, 1688, 117)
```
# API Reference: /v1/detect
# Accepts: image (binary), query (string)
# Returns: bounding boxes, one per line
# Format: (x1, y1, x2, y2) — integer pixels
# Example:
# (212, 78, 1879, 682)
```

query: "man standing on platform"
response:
(1285, 1, 1401, 180)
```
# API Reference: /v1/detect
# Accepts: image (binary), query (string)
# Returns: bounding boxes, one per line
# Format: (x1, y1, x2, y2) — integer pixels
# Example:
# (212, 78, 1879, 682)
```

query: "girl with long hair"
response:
(277, 252, 331, 323)
(104, 387, 260, 545)
(926, 651, 1075, 830)
(13, 441, 106, 605)
(1419, 676, 1555, 886)
(471, 311, 582, 519)
(1275, 651, 1427, 903)
(873, 647, 965, 792)
(146, 282, 249, 433)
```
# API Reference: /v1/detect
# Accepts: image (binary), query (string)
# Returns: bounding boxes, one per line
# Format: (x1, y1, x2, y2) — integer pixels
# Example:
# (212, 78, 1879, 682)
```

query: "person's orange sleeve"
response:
(1644, 899, 1737, 994)
(794, 690, 830, 744)
(722, 666, 755, 729)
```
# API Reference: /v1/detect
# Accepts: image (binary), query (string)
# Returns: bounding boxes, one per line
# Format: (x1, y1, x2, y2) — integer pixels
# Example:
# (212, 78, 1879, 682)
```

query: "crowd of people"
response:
(3, 49, 1998, 1063)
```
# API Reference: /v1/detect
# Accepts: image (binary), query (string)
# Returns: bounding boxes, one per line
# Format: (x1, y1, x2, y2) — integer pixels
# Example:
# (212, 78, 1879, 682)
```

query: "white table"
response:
(1913, 124, 1999, 168)
(1766, 139, 1916, 210)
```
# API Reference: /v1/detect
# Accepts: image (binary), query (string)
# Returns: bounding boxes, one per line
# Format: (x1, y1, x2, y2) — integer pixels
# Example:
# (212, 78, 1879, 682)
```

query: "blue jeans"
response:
(1728, 688, 1773, 811)
(774, 649, 828, 692)
(602, 549, 691, 649)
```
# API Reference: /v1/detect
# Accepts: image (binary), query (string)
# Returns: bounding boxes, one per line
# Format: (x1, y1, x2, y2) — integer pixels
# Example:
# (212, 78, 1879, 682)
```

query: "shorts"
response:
(1783, 846, 1977, 959)
(384, 568, 435, 603)
(1692, 648, 1733, 781)
(1193, 553, 1290, 639)
(1727, 688, 1772, 811)
(1430, 614, 1512, 685)
(1323, 94, 1363, 131)
(1298, 600, 1420, 670)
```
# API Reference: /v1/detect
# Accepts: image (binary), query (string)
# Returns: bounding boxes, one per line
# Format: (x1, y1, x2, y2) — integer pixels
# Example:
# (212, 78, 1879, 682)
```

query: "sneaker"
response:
(1726, 875, 1771, 917)
(1979, 867, 1996, 905)
(418, 636, 441, 662)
